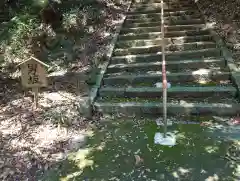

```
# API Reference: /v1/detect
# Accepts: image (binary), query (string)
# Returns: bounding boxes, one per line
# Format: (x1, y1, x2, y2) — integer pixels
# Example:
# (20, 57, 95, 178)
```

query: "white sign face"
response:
(20, 58, 48, 88)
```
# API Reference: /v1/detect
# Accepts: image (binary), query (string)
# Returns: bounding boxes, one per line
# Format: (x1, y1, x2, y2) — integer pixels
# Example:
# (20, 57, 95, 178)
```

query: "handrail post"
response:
(161, 0, 167, 138)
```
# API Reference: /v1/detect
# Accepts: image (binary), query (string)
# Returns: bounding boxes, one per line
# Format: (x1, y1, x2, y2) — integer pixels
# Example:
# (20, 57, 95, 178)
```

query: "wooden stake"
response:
(32, 87, 39, 109)
(161, 0, 167, 138)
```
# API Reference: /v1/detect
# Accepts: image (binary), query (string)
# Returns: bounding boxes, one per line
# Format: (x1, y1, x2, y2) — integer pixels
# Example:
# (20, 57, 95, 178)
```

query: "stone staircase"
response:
(93, 0, 240, 116)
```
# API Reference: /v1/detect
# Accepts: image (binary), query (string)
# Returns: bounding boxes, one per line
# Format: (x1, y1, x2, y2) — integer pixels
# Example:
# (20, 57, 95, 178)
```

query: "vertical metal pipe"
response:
(161, 0, 167, 138)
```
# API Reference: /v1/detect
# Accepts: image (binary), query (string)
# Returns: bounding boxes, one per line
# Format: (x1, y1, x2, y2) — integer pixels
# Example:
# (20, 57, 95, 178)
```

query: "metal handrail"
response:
(161, 0, 167, 137)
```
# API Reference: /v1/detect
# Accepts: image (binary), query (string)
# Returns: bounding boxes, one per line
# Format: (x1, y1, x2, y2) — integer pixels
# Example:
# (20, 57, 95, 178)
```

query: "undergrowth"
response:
(0, 0, 124, 73)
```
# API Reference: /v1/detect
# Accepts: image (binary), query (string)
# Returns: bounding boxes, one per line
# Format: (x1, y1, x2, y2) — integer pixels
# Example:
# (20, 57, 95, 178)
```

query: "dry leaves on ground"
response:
(198, 0, 240, 63)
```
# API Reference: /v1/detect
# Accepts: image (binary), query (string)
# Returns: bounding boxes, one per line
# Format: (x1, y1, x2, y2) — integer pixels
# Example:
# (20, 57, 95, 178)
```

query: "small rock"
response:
(21, 112, 34, 119)
(52, 152, 66, 161)
(155, 82, 171, 88)
(68, 135, 86, 150)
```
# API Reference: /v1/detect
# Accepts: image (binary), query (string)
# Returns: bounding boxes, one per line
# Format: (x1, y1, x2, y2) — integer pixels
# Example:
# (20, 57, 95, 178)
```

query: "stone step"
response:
(116, 35, 213, 49)
(132, 1, 194, 6)
(94, 99, 240, 116)
(103, 71, 231, 87)
(118, 29, 210, 41)
(132, 2, 194, 8)
(111, 48, 221, 64)
(98, 86, 237, 98)
(0, 18, 9, 22)
(121, 24, 207, 34)
(124, 19, 204, 28)
(125, 14, 202, 23)
(127, 10, 199, 19)
(113, 42, 216, 56)
(133, 0, 194, 4)
(128, 7, 197, 14)
(107, 58, 226, 74)
(129, 4, 197, 12)
(127, 12, 200, 20)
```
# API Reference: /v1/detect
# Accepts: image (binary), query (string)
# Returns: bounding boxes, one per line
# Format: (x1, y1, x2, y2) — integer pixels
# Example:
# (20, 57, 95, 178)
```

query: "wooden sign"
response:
(17, 56, 50, 108)
(17, 57, 49, 88)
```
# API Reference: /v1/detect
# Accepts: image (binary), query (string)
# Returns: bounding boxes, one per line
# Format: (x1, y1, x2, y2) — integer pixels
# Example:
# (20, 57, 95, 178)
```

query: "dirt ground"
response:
(0, 0, 130, 180)
(197, 0, 240, 66)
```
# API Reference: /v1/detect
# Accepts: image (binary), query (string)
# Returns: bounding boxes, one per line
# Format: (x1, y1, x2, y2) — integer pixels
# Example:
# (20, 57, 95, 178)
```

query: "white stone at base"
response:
(154, 132, 176, 146)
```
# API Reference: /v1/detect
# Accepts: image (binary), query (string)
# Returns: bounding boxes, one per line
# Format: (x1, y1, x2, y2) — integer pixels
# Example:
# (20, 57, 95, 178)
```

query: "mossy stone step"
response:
(103, 71, 231, 87)
(127, 13, 201, 20)
(125, 14, 202, 24)
(99, 86, 237, 99)
(113, 41, 216, 56)
(132, 1, 194, 6)
(127, 10, 199, 19)
(132, 2, 195, 7)
(116, 35, 213, 49)
(134, 0, 194, 4)
(94, 100, 240, 116)
(118, 29, 209, 41)
(128, 7, 197, 14)
(111, 48, 221, 64)
(129, 5, 197, 12)
(124, 19, 204, 28)
(107, 58, 225, 74)
(121, 24, 207, 34)
(97, 96, 238, 104)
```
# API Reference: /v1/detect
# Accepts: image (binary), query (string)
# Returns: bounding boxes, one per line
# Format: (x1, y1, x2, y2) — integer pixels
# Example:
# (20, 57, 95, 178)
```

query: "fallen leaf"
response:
(134, 155, 143, 165)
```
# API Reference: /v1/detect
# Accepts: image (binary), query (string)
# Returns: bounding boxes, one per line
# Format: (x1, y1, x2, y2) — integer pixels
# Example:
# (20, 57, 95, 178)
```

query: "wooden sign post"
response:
(17, 56, 49, 109)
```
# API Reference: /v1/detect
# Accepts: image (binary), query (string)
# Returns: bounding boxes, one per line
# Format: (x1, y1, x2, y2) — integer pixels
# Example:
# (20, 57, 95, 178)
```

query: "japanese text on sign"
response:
(18, 57, 48, 88)
(27, 63, 40, 84)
